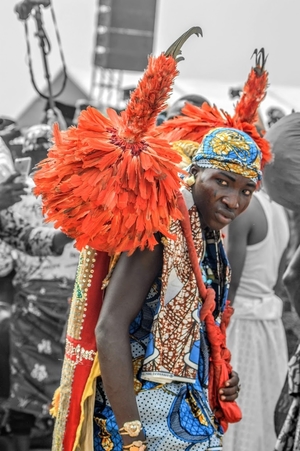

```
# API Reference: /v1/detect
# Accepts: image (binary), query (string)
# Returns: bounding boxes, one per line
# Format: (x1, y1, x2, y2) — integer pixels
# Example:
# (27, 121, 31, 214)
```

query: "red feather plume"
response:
(234, 48, 268, 124)
(157, 48, 272, 170)
(34, 27, 202, 255)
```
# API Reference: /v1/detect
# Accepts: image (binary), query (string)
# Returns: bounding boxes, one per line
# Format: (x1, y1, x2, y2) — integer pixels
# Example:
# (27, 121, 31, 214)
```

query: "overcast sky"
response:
(1, 0, 300, 118)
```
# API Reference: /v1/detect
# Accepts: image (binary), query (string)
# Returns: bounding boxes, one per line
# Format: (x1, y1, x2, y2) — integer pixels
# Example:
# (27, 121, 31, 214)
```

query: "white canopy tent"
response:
(71, 66, 299, 128)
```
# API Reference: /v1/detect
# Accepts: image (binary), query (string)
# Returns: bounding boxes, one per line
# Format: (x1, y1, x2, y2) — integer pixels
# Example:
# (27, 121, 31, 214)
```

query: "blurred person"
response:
(277, 208, 300, 362)
(156, 94, 211, 166)
(283, 245, 300, 320)
(266, 107, 286, 129)
(0, 136, 15, 181)
(0, 180, 70, 255)
(0, 133, 28, 207)
(0, 244, 15, 402)
(1, 124, 79, 451)
(0, 132, 50, 395)
(0, 207, 74, 451)
(0, 121, 72, 253)
(0, 118, 22, 159)
(274, 247, 300, 451)
(0, 161, 72, 451)
(0, 140, 27, 408)
(0, 206, 72, 255)
(155, 110, 167, 125)
(0, 174, 19, 405)
(222, 187, 290, 451)
(166, 93, 210, 120)
(261, 112, 300, 451)
(42, 107, 67, 131)
(0, 254, 15, 451)
(0, 174, 29, 210)
(73, 98, 98, 125)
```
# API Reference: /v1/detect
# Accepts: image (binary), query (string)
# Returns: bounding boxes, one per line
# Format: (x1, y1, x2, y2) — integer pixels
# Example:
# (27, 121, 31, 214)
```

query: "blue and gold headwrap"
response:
(161, 49, 272, 182)
(192, 127, 262, 183)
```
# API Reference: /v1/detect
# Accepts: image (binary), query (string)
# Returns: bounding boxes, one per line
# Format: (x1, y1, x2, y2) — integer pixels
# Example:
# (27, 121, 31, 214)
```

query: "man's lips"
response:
(215, 210, 235, 225)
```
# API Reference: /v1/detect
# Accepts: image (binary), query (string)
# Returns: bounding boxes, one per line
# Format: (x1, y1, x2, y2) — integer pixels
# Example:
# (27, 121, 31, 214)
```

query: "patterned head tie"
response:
(192, 127, 262, 183)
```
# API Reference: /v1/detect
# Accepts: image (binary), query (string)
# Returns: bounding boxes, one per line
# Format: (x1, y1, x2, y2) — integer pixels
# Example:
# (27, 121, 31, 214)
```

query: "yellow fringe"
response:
(73, 353, 101, 451)
(49, 386, 61, 418)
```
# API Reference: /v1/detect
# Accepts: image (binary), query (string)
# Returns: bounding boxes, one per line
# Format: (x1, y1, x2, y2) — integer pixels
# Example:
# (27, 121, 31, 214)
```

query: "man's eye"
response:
(243, 189, 253, 197)
(217, 179, 228, 186)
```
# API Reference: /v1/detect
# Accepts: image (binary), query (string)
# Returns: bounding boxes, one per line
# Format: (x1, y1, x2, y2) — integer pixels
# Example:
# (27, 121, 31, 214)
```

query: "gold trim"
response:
(51, 357, 76, 450)
(68, 246, 97, 340)
(65, 339, 96, 365)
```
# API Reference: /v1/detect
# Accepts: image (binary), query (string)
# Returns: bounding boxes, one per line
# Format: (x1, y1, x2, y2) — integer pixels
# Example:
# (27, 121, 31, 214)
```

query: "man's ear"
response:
(190, 164, 201, 177)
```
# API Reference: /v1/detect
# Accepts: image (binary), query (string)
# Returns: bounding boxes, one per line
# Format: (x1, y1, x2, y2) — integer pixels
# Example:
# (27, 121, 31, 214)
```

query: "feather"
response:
(34, 27, 202, 255)
(156, 49, 271, 170)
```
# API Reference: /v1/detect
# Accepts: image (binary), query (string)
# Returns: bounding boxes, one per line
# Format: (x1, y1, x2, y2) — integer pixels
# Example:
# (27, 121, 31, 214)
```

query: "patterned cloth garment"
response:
(0, 136, 15, 183)
(6, 279, 74, 418)
(2, 191, 79, 428)
(93, 188, 231, 451)
(8, 193, 79, 285)
(0, 207, 55, 255)
(0, 240, 14, 276)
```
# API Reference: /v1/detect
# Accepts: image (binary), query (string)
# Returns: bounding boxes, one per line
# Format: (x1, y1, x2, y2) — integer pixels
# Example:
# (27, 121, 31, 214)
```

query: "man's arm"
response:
(95, 242, 163, 447)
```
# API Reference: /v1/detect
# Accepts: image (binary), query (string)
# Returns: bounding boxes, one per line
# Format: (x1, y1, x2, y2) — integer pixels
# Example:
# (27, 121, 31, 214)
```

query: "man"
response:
(42, 127, 270, 451)
(34, 32, 271, 450)
(94, 138, 259, 451)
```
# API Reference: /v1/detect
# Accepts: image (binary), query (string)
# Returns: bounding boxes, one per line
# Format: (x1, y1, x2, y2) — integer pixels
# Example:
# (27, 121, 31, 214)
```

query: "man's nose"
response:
(222, 193, 240, 209)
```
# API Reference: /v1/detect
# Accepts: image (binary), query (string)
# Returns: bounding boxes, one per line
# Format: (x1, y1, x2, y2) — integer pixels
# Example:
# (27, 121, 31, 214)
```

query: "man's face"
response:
(191, 166, 256, 230)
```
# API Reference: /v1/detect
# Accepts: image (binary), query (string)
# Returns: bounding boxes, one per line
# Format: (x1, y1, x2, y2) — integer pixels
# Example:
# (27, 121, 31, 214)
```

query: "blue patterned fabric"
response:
(192, 127, 262, 183)
(93, 228, 230, 450)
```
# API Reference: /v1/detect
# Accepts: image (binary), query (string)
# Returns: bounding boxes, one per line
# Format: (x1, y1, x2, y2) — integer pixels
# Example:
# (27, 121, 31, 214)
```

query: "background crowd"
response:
(0, 3, 300, 448)
(0, 88, 300, 451)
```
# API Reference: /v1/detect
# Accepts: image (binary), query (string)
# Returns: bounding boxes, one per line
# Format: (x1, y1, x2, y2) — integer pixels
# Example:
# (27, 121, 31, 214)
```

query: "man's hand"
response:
(0, 174, 27, 210)
(219, 370, 240, 401)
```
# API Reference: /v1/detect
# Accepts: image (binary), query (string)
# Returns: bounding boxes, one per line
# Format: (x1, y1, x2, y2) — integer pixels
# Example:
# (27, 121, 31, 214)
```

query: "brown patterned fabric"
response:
(142, 191, 204, 382)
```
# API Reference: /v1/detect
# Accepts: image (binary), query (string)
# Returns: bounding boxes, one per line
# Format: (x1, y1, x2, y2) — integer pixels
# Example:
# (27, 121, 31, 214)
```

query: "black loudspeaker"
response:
(93, 0, 157, 72)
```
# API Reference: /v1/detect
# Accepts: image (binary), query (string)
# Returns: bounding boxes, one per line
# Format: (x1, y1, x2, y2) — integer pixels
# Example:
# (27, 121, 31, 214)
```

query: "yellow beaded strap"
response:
(119, 420, 142, 437)
(123, 440, 147, 451)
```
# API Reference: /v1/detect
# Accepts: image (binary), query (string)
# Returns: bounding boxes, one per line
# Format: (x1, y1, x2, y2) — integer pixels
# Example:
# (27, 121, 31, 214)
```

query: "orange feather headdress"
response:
(34, 27, 202, 255)
(158, 48, 272, 172)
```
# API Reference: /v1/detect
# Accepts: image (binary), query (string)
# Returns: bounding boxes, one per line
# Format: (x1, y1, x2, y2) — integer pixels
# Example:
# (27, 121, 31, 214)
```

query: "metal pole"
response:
(32, 5, 55, 112)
